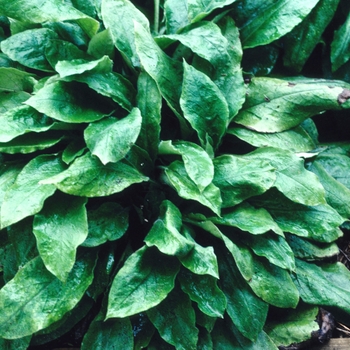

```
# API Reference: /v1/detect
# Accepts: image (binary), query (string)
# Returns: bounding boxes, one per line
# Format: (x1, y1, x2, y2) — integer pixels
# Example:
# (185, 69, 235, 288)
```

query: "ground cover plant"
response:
(0, 0, 350, 348)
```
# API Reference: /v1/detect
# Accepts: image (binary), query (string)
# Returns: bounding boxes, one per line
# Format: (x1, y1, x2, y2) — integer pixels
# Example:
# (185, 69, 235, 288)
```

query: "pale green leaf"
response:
(1, 155, 65, 228)
(84, 108, 142, 164)
(40, 152, 148, 197)
(0, 250, 96, 339)
(107, 246, 179, 318)
(33, 193, 88, 282)
(234, 77, 350, 132)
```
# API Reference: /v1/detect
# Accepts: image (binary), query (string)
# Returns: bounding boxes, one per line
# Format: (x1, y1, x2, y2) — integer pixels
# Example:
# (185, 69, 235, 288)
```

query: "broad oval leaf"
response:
(0, 0, 99, 37)
(147, 287, 198, 350)
(101, 0, 150, 67)
(234, 77, 350, 132)
(179, 269, 226, 318)
(245, 147, 326, 206)
(228, 125, 316, 153)
(144, 200, 194, 257)
(106, 246, 180, 318)
(83, 202, 129, 247)
(233, 0, 319, 48)
(0, 67, 35, 92)
(248, 256, 299, 308)
(84, 108, 142, 165)
(218, 246, 268, 341)
(55, 55, 113, 78)
(40, 152, 149, 197)
(164, 160, 222, 216)
(159, 140, 214, 190)
(33, 193, 88, 282)
(293, 259, 350, 314)
(180, 61, 229, 150)
(1, 154, 65, 229)
(0, 250, 97, 339)
(213, 154, 276, 207)
(1, 28, 58, 72)
(26, 81, 110, 123)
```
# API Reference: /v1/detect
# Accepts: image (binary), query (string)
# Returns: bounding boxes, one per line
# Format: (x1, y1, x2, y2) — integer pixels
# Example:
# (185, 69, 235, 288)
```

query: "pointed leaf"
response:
(213, 154, 276, 207)
(41, 152, 148, 197)
(234, 77, 350, 132)
(159, 140, 214, 190)
(0, 67, 35, 92)
(84, 108, 142, 164)
(1, 155, 65, 228)
(55, 55, 113, 78)
(26, 81, 109, 123)
(164, 160, 222, 216)
(293, 259, 350, 314)
(1, 28, 58, 71)
(83, 202, 129, 247)
(101, 0, 149, 67)
(107, 246, 179, 318)
(0, 250, 97, 339)
(145, 200, 194, 257)
(180, 61, 229, 150)
(245, 147, 326, 206)
(147, 287, 198, 350)
(218, 246, 268, 341)
(33, 193, 88, 282)
(234, 0, 319, 48)
(0, 0, 99, 37)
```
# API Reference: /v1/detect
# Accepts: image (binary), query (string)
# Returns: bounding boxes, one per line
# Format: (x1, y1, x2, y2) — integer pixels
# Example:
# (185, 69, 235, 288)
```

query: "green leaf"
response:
(159, 140, 214, 191)
(25, 81, 109, 123)
(164, 0, 238, 33)
(218, 246, 268, 341)
(147, 287, 198, 350)
(88, 29, 115, 59)
(33, 193, 88, 282)
(179, 225, 219, 278)
(228, 125, 316, 153)
(145, 200, 194, 257)
(331, 12, 350, 72)
(0, 336, 31, 350)
(69, 71, 136, 112)
(134, 20, 184, 120)
(136, 72, 162, 161)
(234, 77, 350, 132)
(164, 160, 222, 216)
(84, 108, 142, 164)
(101, 0, 150, 67)
(0, 91, 31, 114)
(213, 154, 276, 207)
(55, 55, 113, 78)
(284, 0, 340, 72)
(308, 160, 350, 218)
(180, 61, 229, 150)
(1, 154, 65, 228)
(0, 0, 99, 37)
(0, 105, 55, 143)
(179, 269, 226, 318)
(0, 67, 35, 92)
(83, 202, 129, 247)
(286, 234, 339, 261)
(251, 190, 344, 243)
(233, 0, 319, 48)
(82, 310, 133, 350)
(265, 304, 319, 347)
(241, 233, 295, 272)
(293, 259, 350, 314)
(210, 202, 283, 236)
(40, 152, 149, 197)
(1, 28, 58, 71)
(245, 147, 326, 206)
(248, 256, 299, 308)
(0, 250, 96, 339)
(107, 246, 180, 318)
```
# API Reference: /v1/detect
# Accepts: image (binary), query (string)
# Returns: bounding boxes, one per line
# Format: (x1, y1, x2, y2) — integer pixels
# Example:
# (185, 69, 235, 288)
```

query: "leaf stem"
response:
(153, 0, 159, 34)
